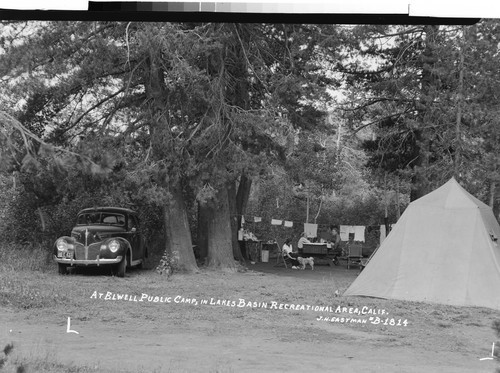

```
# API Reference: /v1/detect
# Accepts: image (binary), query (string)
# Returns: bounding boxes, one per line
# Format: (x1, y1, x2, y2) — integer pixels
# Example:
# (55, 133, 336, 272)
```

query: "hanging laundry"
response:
(238, 229, 244, 241)
(254, 217, 262, 223)
(339, 225, 349, 241)
(241, 215, 245, 225)
(284, 221, 293, 228)
(380, 224, 386, 244)
(304, 223, 318, 238)
(271, 219, 282, 225)
(353, 225, 365, 242)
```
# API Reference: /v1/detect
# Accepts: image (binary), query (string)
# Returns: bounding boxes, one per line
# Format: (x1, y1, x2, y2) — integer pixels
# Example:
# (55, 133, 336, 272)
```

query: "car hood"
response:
(71, 225, 127, 245)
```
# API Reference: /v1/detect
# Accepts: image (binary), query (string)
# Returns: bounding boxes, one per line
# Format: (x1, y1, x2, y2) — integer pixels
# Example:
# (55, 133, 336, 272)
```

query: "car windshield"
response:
(76, 212, 126, 226)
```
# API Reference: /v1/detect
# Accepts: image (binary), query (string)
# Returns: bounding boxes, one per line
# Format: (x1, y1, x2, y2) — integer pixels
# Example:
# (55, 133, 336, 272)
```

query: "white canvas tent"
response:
(344, 178, 500, 310)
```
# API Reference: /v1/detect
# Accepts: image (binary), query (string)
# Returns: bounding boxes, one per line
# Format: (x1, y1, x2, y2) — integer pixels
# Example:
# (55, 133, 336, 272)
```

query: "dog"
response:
(297, 256, 314, 270)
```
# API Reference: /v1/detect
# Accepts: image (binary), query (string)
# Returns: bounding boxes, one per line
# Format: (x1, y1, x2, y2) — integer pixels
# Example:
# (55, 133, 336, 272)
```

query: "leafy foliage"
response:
(2, 20, 500, 270)
(246, 170, 404, 250)
(155, 250, 180, 277)
(337, 21, 500, 206)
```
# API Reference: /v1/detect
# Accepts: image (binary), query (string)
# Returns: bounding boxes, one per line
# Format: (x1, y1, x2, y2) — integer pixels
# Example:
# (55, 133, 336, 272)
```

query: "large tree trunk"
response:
(197, 202, 209, 262)
(410, 131, 430, 201)
(410, 25, 438, 201)
(234, 172, 252, 261)
(164, 184, 198, 272)
(229, 24, 252, 248)
(454, 26, 466, 177)
(205, 187, 238, 270)
(228, 181, 245, 262)
(235, 173, 252, 226)
(395, 175, 401, 220)
(145, 49, 198, 272)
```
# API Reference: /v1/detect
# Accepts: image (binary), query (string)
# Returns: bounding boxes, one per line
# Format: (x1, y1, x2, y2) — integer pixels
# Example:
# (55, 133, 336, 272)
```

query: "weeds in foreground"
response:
(0, 243, 72, 309)
(0, 343, 26, 373)
(0, 269, 71, 309)
(0, 243, 52, 273)
(156, 250, 180, 277)
(0, 342, 235, 373)
(0, 342, 104, 373)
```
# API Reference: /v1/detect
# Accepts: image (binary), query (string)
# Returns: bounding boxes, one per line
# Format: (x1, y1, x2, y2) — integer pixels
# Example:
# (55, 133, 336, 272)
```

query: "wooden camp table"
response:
(299, 243, 335, 266)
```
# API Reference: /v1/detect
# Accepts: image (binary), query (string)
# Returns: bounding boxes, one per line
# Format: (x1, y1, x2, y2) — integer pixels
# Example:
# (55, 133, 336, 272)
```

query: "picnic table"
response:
(299, 243, 336, 266)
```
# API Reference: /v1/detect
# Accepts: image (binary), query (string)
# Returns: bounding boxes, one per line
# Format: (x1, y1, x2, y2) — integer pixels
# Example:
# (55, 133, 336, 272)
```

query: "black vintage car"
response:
(53, 207, 147, 277)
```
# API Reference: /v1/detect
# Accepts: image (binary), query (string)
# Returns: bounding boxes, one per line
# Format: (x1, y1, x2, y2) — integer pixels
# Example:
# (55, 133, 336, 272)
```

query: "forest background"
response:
(1, 20, 500, 272)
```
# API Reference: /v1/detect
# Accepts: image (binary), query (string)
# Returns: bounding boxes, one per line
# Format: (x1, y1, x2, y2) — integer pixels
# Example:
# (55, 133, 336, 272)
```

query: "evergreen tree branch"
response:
(0, 111, 103, 168)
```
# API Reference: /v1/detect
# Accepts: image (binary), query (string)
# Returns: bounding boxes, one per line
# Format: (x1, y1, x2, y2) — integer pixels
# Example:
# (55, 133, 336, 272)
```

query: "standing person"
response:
(329, 225, 342, 265)
(282, 238, 300, 269)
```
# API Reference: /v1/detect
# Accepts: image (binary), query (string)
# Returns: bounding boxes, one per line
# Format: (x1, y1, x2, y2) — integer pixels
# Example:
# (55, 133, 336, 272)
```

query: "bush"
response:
(0, 174, 165, 258)
(0, 242, 52, 272)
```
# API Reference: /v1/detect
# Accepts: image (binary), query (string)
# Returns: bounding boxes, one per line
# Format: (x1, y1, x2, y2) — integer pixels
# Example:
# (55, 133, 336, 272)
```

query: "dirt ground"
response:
(1, 261, 499, 373)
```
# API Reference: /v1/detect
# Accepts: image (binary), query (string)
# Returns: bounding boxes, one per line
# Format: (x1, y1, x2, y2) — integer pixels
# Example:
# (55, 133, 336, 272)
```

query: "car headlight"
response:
(56, 239, 68, 251)
(108, 240, 120, 253)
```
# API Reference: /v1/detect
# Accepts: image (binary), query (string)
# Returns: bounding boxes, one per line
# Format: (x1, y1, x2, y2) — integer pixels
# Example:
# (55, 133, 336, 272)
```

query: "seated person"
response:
(282, 238, 300, 268)
(297, 232, 311, 250)
(329, 226, 341, 250)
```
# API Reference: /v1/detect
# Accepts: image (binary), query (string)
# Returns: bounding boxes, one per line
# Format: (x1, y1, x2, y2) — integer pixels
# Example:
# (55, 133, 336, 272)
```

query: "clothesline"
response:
(232, 214, 385, 229)
(236, 213, 395, 244)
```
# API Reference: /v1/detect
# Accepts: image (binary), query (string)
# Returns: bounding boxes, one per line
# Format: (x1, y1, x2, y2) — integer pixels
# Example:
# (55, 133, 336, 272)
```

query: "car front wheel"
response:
(58, 263, 68, 275)
(114, 255, 127, 277)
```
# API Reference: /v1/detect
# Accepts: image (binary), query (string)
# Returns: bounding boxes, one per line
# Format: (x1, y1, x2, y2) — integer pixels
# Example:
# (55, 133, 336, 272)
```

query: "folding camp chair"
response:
(274, 239, 293, 268)
(346, 242, 363, 269)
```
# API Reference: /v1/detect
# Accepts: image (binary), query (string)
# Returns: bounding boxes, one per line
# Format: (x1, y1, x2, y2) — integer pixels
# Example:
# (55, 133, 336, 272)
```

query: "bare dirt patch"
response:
(1, 262, 499, 372)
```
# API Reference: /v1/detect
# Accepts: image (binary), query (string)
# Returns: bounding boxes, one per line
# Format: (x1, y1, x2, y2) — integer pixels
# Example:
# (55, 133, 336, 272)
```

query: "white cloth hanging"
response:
(271, 219, 282, 225)
(284, 221, 293, 228)
(304, 223, 318, 238)
(380, 224, 386, 244)
(339, 225, 350, 241)
(353, 226, 365, 242)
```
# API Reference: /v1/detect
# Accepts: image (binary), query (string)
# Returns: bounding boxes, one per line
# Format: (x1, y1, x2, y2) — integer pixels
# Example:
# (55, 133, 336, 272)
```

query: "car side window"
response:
(103, 215, 118, 224)
(102, 214, 125, 226)
(128, 215, 138, 231)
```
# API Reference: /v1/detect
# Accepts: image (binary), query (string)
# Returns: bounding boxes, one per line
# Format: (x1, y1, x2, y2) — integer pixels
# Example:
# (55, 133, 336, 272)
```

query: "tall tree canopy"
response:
(0, 21, 338, 270)
(2, 20, 500, 271)
(332, 21, 500, 207)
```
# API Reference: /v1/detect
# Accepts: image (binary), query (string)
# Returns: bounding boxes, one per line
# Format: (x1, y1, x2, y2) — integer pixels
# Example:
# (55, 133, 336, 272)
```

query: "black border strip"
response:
(0, 9, 481, 24)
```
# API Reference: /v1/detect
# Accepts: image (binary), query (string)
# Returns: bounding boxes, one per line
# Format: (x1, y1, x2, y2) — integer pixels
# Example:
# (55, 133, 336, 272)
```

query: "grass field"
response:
(1, 243, 500, 372)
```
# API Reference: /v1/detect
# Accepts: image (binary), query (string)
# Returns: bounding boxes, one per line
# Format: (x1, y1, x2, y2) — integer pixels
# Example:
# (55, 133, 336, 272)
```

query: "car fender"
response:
(104, 237, 132, 258)
(54, 235, 76, 245)
(53, 236, 76, 253)
(107, 236, 142, 266)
